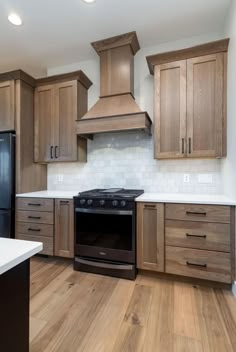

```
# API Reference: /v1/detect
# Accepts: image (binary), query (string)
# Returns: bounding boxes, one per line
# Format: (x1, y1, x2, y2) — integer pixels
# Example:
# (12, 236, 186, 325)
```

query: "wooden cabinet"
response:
(0, 71, 47, 194)
(16, 197, 54, 256)
(34, 71, 92, 163)
(0, 80, 15, 131)
(137, 203, 164, 272)
(137, 201, 235, 284)
(147, 39, 229, 159)
(16, 197, 74, 259)
(55, 199, 74, 258)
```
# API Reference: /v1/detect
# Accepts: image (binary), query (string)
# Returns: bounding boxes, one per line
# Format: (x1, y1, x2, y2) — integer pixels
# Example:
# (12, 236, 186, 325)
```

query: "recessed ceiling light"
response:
(8, 13, 22, 26)
(82, 0, 96, 4)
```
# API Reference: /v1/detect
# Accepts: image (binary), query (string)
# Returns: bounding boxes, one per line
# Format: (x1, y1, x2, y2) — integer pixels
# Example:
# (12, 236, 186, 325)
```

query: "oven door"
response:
(75, 208, 135, 263)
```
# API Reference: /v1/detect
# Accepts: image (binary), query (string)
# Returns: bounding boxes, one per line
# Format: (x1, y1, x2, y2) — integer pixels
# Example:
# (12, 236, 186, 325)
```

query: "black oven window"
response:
(76, 212, 133, 251)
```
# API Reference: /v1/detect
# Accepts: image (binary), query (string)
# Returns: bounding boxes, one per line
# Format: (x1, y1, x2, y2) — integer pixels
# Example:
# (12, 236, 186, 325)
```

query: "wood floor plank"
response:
(29, 257, 236, 352)
(112, 284, 153, 352)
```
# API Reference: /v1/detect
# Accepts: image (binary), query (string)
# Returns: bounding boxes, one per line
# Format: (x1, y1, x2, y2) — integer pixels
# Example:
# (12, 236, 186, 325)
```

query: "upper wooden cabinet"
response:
(0, 80, 15, 131)
(34, 71, 92, 163)
(147, 39, 229, 159)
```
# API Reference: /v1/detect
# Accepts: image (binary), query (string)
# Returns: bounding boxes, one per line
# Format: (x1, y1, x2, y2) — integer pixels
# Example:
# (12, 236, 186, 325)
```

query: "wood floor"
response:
(30, 257, 236, 352)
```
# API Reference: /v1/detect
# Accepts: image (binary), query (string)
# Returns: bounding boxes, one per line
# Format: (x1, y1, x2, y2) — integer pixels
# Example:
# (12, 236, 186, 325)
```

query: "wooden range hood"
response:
(76, 31, 152, 137)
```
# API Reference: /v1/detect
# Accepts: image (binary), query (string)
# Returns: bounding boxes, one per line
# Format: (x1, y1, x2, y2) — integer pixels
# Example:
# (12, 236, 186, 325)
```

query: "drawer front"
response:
(165, 204, 231, 223)
(166, 246, 231, 283)
(15, 233, 53, 256)
(16, 210, 54, 225)
(16, 198, 54, 212)
(166, 220, 231, 252)
(16, 222, 54, 237)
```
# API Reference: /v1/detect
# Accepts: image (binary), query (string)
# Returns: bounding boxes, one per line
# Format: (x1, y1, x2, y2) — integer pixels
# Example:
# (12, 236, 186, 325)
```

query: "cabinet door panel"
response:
(187, 53, 224, 157)
(154, 60, 187, 159)
(55, 81, 77, 162)
(0, 81, 15, 131)
(34, 85, 55, 162)
(137, 203, 164, 272)
(55, 199, 74, 258)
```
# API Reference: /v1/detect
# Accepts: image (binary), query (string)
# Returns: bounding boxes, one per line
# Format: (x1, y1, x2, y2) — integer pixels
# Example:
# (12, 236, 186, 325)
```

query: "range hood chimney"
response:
(76, 31, 151, 137)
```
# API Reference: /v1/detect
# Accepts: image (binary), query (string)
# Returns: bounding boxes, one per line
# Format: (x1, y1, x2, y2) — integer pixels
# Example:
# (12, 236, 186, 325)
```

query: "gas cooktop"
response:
(77, 188, 144, 199)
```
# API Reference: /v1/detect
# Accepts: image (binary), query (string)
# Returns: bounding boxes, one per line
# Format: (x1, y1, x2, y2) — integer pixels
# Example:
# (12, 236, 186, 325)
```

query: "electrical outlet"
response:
(183, 174, 190, 183)
(56, 174, 64, 183)
(198, 174, 213, 184)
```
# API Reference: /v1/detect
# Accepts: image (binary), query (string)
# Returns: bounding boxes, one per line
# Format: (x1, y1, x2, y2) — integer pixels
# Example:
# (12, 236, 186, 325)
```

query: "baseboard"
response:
(233, 282, 236, 297)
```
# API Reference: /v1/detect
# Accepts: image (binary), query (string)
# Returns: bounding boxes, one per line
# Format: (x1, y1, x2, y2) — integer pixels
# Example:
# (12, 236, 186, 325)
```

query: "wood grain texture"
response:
(154, 60, 187, 159)
(147, 38, 229, 74)
(0, 69, 36, 87)
(15, 80, 47, 193)
(17, 210, 54, 225)
(0, 80, 15, 131)
(91, 31, 140, 55)
(36, 70, 92, 90)
(187, 53, 224, 158)
(30, 257, 236, 351)
(166, 220, 231, 252)
(137, 203, 164, 272)
(16, 222, 54, 237)
(54, 199, 74, 258)
(165, 204, 231, 223)
(16, 197, 54, 212)
(16, 233, 53, 255)
(166, 246, 231, 283)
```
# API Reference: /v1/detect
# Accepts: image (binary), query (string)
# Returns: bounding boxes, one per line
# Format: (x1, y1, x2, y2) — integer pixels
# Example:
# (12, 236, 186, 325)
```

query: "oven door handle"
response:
(75, 208, 133, 216)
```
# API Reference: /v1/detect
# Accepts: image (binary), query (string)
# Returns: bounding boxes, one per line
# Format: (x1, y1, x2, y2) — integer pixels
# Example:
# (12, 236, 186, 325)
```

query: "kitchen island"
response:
(0, 238, 42, 352)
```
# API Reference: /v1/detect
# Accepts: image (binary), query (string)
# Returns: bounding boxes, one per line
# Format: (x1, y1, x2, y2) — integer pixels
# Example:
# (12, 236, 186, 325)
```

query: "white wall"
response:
(222, 0, 236, 199)
(47, 32, 224, 194)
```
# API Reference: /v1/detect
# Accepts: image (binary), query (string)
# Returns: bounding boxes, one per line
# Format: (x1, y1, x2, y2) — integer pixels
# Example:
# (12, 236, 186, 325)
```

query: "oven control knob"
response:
(112, 200, 118, 207)
(100, 200, 105, 206)
(120, 200, 126, 207)
(87, 199, 93, 206)
(80, 199, 86, 205)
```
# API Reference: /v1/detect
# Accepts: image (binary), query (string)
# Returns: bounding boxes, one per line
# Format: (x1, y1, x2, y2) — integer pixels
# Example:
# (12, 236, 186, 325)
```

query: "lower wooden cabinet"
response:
(55, 199, 74, 258)
(137, 202, 164, 272)
(137, 202, 235, 284)
(16, 197, 74, 259)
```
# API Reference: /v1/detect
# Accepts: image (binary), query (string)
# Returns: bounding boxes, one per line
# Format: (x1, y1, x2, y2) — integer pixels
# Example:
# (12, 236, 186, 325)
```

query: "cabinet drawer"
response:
(16, 210, 54, 224)
(166, 220, 231, 252)
(16, 198, 54, 212)
(16, 222, 54, 237)
(165, 204, 231, 223)
(166, 246, 231, 283)
(15, 233, 53, 256)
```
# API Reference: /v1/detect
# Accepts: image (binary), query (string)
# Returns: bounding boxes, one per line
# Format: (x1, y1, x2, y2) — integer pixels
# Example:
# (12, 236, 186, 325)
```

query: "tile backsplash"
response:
(48, 131, 222, 194)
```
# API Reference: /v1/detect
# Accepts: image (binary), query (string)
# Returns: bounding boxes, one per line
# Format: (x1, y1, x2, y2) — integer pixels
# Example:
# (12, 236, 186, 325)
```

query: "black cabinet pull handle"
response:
(144, 204, 156, 209)
(186, 211, 206, 216)
(60, 200, 69, 204)
(188, 138, 192, 154)
(50, 146, 54, 159)
(182, 138, 185, 154)
(28, 203, 41, 207)
(186, 261, 207, 268)
(186, 233, 207, 239)
(28, 216, 41, 220)
(28, 228, 41, 232)
(55, 146, 59, 159)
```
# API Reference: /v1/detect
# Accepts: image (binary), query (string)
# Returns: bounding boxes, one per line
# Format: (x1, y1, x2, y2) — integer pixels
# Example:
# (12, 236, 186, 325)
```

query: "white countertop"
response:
(0, 238, 42, 275)
(135, 193, 236, 206)
(16, 190, 78, 199)
(16, 190, 236, 206)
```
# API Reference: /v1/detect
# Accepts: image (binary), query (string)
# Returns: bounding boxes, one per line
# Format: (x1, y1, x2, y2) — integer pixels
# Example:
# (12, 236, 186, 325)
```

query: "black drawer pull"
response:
(50, 146, 54, 159)
(28, 228, 41, 232)
(27, 203, 41, 207)
(144, 204, 156, 209)
(55, 146, 59, 159)
(60, 200, 69, 204)
(186, 211, 206, 216)
(186, 261, 207, 268)
(186, 233, 207, 239)
(28, 216, 41, 220)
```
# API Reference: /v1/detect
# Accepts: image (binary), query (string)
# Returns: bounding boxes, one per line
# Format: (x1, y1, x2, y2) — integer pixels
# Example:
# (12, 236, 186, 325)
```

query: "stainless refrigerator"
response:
(0, 132, 15, 238)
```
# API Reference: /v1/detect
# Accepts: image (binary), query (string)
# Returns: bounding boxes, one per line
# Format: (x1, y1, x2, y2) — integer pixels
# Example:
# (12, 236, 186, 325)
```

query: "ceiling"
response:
(0, 0, 232, 77)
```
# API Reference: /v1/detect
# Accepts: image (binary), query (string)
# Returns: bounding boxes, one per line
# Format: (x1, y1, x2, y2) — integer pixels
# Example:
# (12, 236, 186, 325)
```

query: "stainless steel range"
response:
(74, 188, 144, 280)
